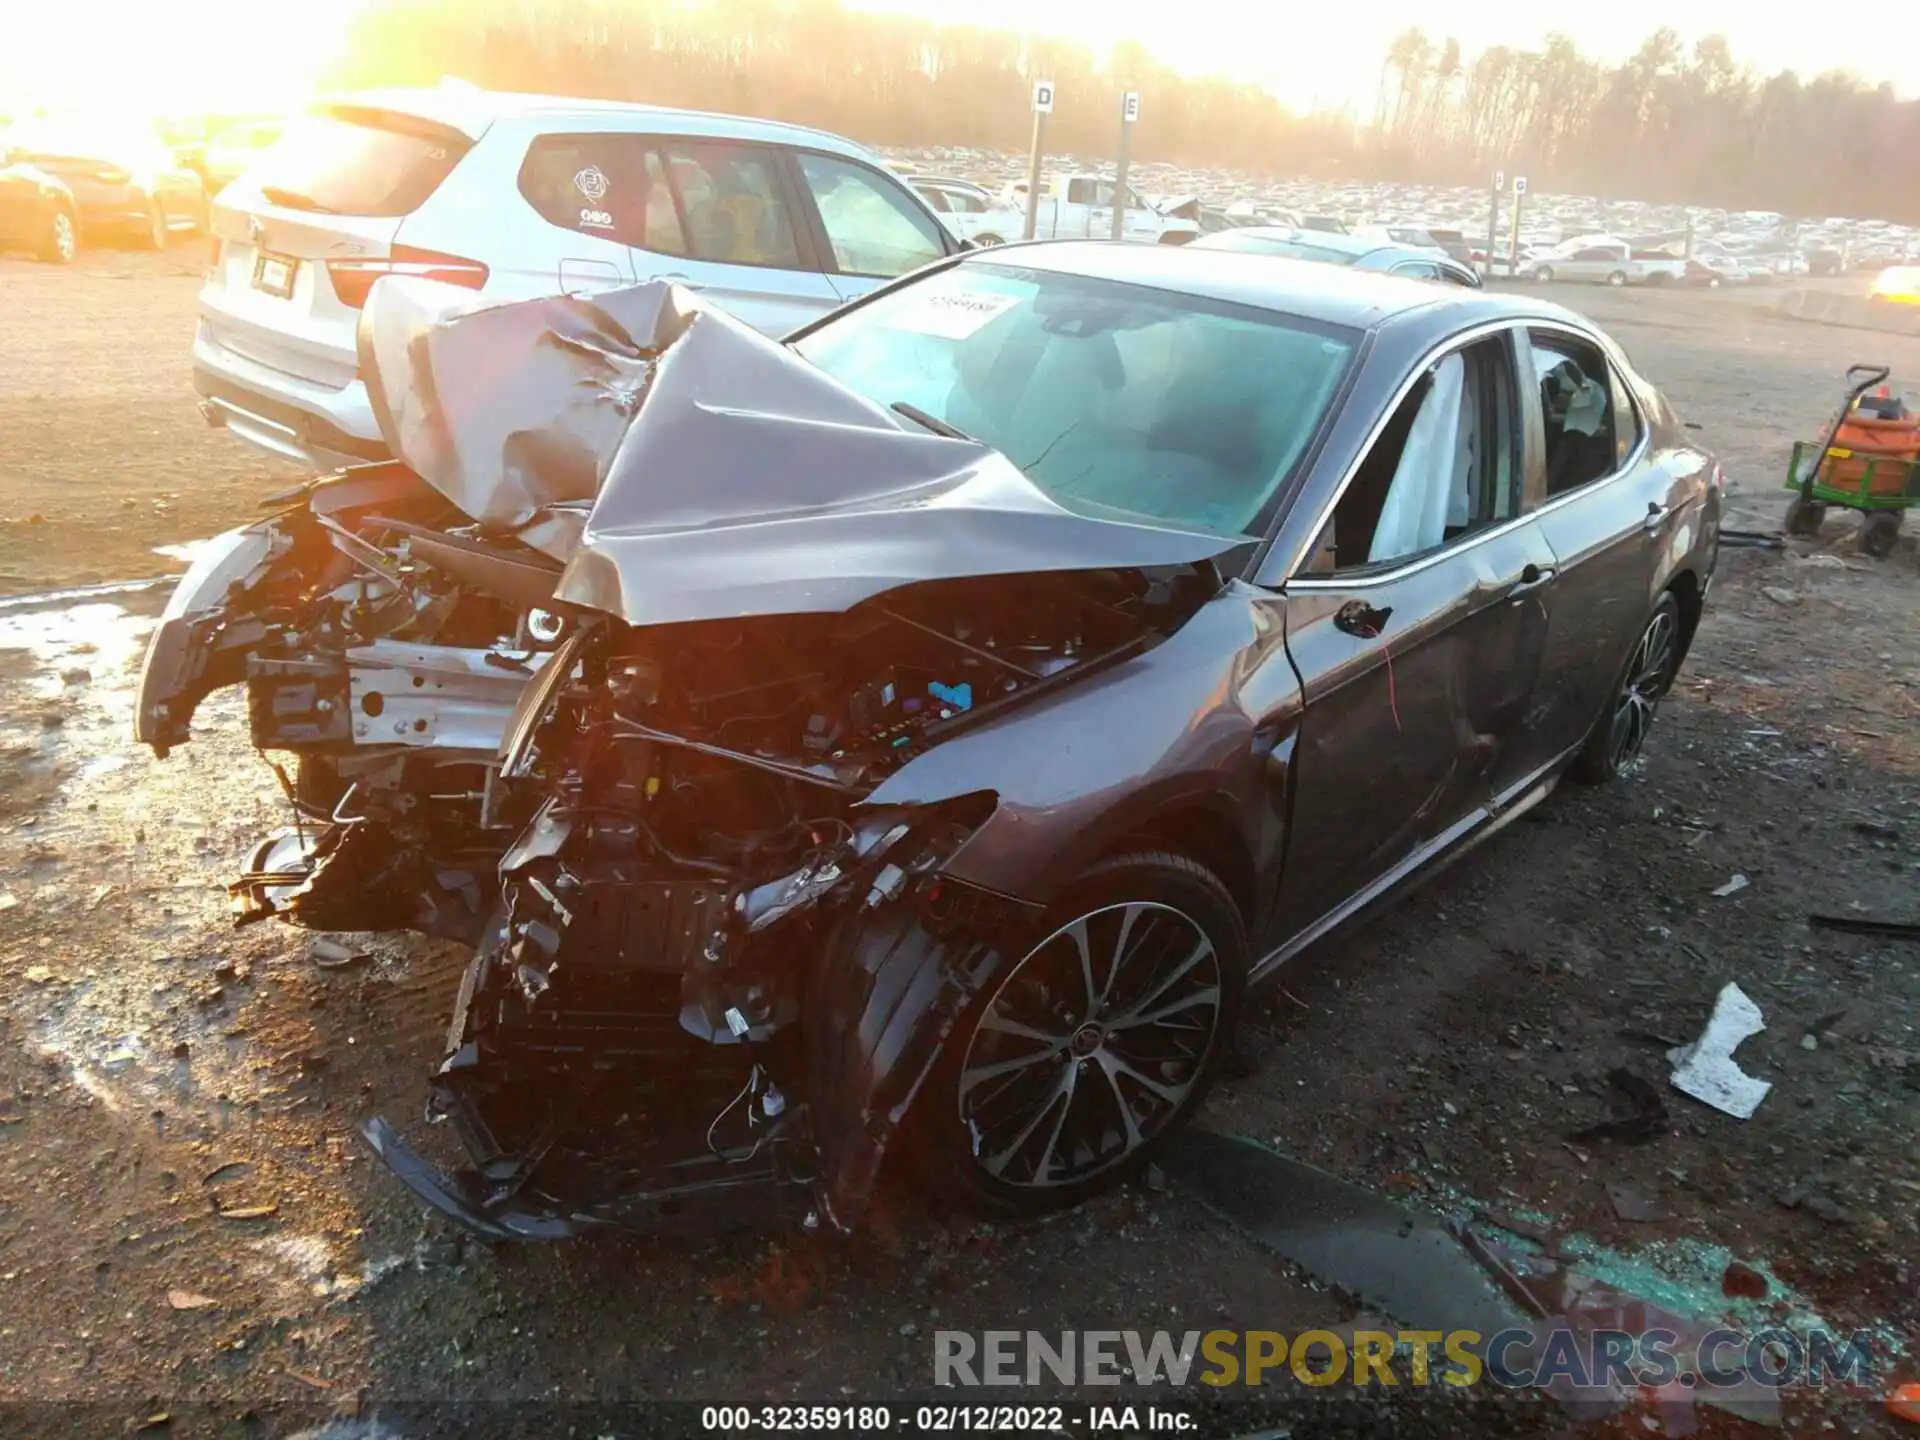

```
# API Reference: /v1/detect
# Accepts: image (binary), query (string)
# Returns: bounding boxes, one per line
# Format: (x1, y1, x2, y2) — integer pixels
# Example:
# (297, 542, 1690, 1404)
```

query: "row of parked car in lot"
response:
(0, 111, 285, 261)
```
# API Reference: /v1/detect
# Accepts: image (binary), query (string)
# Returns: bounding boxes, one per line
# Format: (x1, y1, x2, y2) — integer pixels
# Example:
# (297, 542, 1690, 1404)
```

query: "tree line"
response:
(329, 0, 1920, 222)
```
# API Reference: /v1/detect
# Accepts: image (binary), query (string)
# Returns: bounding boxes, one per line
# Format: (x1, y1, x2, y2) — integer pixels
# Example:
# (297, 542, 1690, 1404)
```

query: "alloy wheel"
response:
(1606, 607, 1678, 770)
(956, 901, 1223, 1190)
(50, 211, 76, 263)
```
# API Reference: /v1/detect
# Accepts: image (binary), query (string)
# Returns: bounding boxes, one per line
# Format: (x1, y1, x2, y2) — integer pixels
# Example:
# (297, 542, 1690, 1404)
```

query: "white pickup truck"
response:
(1522, 236, 1687, 287)
(1000, 174, 1199, 245)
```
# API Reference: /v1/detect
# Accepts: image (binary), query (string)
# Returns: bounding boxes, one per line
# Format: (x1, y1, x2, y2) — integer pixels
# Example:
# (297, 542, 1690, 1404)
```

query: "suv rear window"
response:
(249, 110, 469, 217)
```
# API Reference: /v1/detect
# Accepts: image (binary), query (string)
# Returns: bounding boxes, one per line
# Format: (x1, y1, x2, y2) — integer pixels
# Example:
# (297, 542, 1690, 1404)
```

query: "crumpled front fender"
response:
(805, 877, 1038, 1231)
(133, 524, 282, 754)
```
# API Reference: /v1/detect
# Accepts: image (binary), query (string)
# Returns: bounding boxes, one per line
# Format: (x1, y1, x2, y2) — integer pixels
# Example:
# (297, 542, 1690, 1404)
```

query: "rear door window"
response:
(1528, 329, 1621, 496)
(796, 153, 948, 279)
(520, 134, 647, 246)
(248, 110, 469, 217)
(658, 143, 802, 269)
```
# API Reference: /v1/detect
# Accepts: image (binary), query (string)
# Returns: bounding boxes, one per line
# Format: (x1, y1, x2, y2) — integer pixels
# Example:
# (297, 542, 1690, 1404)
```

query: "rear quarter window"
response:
(250, 111, 468, 216)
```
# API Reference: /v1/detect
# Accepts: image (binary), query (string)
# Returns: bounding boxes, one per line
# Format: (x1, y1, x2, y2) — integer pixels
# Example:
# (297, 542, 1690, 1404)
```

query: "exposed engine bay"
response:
(421, 562, 1214, 1234)
(134, 276, 1243, 1237)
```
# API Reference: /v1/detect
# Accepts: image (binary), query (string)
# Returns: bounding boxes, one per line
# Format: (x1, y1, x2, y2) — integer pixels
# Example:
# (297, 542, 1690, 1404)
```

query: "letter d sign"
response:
(1033, 81, 1054, 114)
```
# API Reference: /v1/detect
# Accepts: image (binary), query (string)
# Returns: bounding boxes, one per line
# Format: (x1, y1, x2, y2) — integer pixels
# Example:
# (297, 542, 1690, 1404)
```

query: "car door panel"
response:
(1520, 328, 1687, 758)
(1271, 520, 1557, 944)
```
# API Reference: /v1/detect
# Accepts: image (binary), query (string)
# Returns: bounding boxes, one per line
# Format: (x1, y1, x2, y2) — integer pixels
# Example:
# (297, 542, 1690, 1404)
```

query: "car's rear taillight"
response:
(325, 246, 489, 309)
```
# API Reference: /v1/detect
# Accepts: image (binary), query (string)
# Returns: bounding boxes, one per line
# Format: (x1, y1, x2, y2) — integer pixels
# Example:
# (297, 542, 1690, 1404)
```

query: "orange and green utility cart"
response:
(1784, 363, 1920, 558)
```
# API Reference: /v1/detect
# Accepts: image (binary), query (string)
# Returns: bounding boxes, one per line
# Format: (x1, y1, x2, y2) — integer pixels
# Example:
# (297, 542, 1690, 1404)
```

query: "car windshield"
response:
(1202, 232, 1362, 266)
(792, 262, 1357, 538)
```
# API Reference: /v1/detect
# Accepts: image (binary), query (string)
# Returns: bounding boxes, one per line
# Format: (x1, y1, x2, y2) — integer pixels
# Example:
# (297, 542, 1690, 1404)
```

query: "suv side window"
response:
(1391, 259, 1439, 279)
(659, 143, 801, 269)
(518, 134, 653, 245)
(795, 153, 946, 279)
(1307, 335, 1520, 573)
(1067, 177, 1096, 205)
(1528, 329, 1619, 497)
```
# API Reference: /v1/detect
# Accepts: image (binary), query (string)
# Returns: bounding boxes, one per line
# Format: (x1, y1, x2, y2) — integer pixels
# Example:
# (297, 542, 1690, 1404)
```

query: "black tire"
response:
(1534, 265, 1555, 283)
(1607, 270, 1628, 287)
(1783, 496, 1827, 536)
(913, 851, 1246, 1216)
(40, 205, 77, 265)
(973, 233, 1004, 247)
(1572, 591, 1683, 785)
(1858, 510, 1902, 559)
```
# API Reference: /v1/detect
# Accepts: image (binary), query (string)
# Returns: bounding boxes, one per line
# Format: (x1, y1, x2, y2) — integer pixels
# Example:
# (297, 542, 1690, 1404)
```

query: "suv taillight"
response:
(325, 246, 490, 309)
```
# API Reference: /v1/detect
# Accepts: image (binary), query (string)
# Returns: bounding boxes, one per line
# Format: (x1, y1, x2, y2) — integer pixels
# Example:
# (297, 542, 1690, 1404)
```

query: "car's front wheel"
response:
(1573, 590, 1682, 784)
(41, 205, 77, 264)
(917, 851, 1246, 1214)
(1534, 265, 1555, 283)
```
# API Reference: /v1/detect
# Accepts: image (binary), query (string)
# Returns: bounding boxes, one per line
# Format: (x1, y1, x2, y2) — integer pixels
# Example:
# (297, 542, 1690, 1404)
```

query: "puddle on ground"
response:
(0, 592, 300, 1129)
(1160, 1127, 1531, 1339)
(0, 596, 158, 707)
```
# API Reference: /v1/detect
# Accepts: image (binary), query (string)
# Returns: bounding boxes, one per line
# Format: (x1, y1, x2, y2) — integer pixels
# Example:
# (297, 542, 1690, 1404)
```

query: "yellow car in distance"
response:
(1870, 265, 1920, 305)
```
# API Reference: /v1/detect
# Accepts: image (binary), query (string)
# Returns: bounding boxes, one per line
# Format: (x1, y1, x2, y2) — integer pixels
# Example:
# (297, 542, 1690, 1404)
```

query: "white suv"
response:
(193, 86, 963, 470)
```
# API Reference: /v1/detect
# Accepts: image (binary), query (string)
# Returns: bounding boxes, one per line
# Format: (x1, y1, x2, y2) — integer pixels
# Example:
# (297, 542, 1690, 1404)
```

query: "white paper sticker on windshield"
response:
(884, 288, 1021, 340)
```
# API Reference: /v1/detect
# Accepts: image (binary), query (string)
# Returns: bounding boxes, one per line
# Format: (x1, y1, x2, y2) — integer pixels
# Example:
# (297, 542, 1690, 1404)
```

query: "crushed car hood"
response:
(359, 277, 1240, 626)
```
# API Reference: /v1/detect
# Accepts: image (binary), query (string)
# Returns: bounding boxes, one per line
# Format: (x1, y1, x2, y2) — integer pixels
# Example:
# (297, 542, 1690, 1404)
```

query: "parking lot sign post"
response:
(1486, 171, 1504, 277)
(1111, 91, 1140, 242)
(1508, 174, 1528, 273)
(1023, 80, 1054, 242)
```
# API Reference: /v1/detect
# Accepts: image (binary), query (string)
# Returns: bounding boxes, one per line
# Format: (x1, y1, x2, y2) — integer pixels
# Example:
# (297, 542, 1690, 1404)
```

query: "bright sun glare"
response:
(0, 0, 369, 125)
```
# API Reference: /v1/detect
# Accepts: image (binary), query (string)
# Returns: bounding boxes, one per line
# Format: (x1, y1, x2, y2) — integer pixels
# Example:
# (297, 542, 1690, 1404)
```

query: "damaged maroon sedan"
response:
(134, 242, 1720, 1239)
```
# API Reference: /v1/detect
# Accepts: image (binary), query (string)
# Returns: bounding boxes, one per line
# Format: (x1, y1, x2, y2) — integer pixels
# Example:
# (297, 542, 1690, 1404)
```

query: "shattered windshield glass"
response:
(792, 263, 1357, 538)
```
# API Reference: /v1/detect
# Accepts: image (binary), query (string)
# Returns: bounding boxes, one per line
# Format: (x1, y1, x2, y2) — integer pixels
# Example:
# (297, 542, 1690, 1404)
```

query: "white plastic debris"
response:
(1668, 983, 1772, 1119)
(1711, 874, 1749, 898)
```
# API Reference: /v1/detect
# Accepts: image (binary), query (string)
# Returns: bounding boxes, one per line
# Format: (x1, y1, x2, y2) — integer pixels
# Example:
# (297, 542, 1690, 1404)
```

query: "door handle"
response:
(1507, 562, 1556, 600)
(1643, 501, 1671, 532)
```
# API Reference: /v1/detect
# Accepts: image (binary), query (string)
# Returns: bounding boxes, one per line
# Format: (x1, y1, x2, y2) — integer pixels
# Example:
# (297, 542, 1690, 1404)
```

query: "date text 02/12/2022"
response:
(699, 1405, 1196, 1432)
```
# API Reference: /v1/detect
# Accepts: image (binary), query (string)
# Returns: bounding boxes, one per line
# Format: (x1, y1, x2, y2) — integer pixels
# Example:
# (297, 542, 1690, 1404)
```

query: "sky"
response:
(2, 0, 1916, 123)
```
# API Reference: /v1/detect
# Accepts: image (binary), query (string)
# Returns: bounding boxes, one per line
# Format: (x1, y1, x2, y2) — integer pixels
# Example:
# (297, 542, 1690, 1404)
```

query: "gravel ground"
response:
(0, 255, 1916, 1438)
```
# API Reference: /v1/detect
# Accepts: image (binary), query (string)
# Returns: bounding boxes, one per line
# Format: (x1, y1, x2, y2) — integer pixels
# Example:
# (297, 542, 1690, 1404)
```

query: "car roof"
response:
(1204, 226, 1398, 260)
(961, 240, 1545, 333)
(317, 84, 880, 158)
